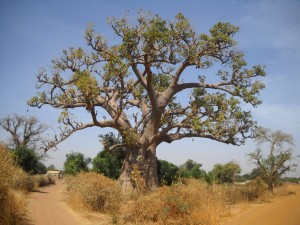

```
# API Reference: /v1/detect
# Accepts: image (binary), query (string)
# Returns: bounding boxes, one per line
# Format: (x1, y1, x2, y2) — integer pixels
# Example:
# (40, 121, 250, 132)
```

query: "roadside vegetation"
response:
(65, 170, 296, 225)
(0, 8, 298, 225)
(0, 144, 56, 225)
(63, 130, 298, 225)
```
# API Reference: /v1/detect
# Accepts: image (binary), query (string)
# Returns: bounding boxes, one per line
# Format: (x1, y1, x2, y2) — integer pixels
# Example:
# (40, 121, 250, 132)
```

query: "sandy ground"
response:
(222, 184, 300, 225)
(28, 180, 93, 225)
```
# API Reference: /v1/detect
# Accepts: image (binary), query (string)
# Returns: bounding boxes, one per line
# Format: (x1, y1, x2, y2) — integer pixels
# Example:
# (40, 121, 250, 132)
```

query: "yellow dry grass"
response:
(0, 144, 31, 225)
(122, 179, 227, 225)
(65, 172, 122, 223)
(63, 171, 294, 225)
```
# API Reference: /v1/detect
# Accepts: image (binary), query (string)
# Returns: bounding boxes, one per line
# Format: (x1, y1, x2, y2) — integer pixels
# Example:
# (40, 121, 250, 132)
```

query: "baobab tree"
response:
(0, 114, 48, 150)
(28, 12, 266, 191)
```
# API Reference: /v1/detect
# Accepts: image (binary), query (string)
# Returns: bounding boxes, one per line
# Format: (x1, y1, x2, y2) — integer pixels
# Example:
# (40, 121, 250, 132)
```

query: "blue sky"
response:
(0, 0, 299, 176)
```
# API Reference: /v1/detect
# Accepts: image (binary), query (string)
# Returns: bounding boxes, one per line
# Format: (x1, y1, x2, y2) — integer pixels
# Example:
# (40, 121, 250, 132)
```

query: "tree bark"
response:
(118, 145, 159, 193)
(268, 182, 274, 193)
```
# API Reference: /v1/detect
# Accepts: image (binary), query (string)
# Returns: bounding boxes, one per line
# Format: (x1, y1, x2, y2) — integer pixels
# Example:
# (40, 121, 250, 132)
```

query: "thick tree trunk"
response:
(118, 145, 159, 193)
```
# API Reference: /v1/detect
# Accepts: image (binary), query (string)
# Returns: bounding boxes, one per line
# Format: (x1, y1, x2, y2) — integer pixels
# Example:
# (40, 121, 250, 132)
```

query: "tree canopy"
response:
(211, 161, 241, 184)
(178, 159, 206, 180)
(92, 133, 126, 179)
(0, 114, 48, 150)
(64, 152, 91, 175)
(28, 11, 266, 190)
(11, 147, 47, 174)
(248, 127, 297, 192)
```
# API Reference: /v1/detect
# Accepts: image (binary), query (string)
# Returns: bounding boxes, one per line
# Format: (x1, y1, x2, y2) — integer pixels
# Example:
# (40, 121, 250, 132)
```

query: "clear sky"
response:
(0, 0, 299, 176)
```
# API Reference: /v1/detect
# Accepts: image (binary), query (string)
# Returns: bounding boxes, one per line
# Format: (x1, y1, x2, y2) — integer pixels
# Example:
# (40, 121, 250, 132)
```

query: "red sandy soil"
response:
(222, 184, 300, 225)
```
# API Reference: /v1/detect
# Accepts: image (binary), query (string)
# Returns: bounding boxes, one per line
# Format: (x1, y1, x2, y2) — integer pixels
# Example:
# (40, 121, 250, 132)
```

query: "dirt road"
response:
(28, 180, 92, 225)
(223, 184, 300, 225)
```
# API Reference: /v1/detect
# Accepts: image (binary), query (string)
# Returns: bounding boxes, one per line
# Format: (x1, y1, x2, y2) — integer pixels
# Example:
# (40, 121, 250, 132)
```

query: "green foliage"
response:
(211, 161, 241, 184)
(92, 149, 125, 179)
(11, 147, 46, 175)
(205, 171, 216, 185)
(280, 177, 300, 183)
(178, 159, 207, 180)
(121, 129, 139, 146)
(36, 161, 47, 174)
(93, 133, 179, 185)
(248, 127, 297, 192)
(64, 152, 90, 175)
(239, 168, 261, 181)
(157, 159, 179, 186)
(92, 133, 126, 179)
(29, 11, 267, 189)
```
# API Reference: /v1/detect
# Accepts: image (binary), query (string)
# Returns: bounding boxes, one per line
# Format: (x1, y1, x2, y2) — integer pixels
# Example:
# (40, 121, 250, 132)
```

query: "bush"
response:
(0, 189, 29, 225)
(65, 172, 122, 216)
(157, 159, 179, 186)
(64, 152, 90, 175)
(0, 144, 16, 196)
(11, 147, 45, 175)
(244, 177, 268, 200)
(123, 179, 227, 225)
(34, 174, 56, 187)
(92, 132, 126, 180)
(11, 171, 36, 192)
(0, 144, 31, 225)
(225, 177, 268, 203)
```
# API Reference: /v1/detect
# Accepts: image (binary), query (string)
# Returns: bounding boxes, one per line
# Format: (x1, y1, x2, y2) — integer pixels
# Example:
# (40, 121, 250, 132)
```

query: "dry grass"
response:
(63, 174, 279, 225)
(0, 144, 31, 225)
(0, 189, 31, 225)
(62, 170, 291, 225)
(65, 172, 122, 223)
(34, 174, 56, 187)
(274, 182, 298, 196)
(225, 177, 269, 204)
(122, 179, 227, 225)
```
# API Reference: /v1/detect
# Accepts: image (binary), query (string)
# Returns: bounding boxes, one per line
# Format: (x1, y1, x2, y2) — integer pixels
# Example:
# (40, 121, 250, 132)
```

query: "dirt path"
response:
(28, 180, 92, 225)
(223, 184, 300, 225)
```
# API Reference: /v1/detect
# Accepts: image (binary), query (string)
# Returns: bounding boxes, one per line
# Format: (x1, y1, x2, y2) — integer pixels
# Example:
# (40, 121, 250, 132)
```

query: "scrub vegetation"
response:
(0, 144, 56, 225)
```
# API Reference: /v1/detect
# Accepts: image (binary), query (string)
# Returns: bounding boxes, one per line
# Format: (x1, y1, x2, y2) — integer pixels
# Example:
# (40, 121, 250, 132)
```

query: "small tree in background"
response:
(0, 114, 48, 150)
(248, 127, 297, 192)
(211, 161, 241, 184)
(179, 159, 207, 180)
(92, 133, 126, 179)
(157, 159, 179, 185)
(11, 147, 47, 174)
(64, 152, 91, 175)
